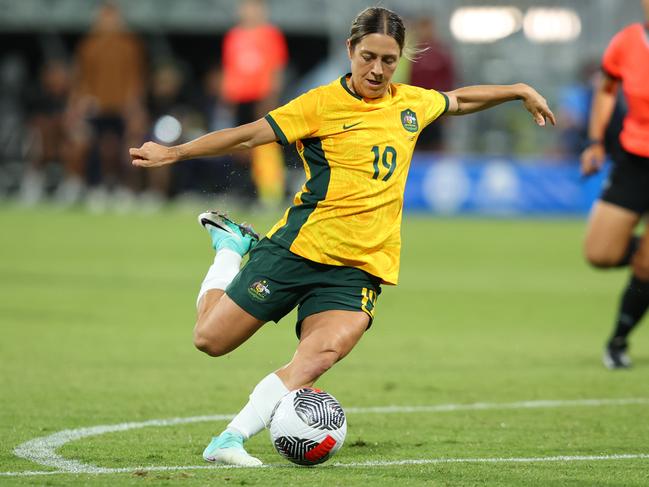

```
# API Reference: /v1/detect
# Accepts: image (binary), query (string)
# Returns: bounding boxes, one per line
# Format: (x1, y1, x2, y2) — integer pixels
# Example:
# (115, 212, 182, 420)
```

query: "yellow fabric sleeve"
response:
(421, 89, 450, 127)
(265, 88, 322, 145)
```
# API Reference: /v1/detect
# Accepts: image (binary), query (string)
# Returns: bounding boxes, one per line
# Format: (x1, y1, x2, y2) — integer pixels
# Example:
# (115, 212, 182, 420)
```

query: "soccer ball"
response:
(269, 387, 347, 465)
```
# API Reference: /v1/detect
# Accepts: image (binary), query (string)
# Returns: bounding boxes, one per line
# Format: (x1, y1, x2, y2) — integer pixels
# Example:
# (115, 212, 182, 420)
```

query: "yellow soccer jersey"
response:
(264, 74, 448, 285)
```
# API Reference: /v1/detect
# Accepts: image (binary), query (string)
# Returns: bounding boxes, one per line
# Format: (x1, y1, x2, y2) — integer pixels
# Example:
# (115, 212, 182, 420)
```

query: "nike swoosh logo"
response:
(342, 121, 362, 130)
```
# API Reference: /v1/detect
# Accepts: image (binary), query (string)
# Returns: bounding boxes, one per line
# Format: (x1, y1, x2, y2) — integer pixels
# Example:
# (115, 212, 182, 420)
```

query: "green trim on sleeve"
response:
(264, 114, 289, 146)
(440, 92, 450, 114)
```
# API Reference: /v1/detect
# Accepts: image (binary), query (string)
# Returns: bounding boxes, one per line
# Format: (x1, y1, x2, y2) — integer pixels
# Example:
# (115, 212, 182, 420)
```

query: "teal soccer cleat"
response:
(202, 430, 263, 467)
(198, 211, 259, 256)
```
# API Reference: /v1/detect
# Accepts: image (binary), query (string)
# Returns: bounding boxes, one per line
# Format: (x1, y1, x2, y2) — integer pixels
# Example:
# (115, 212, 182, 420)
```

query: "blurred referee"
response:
(581, 0, 649, 369)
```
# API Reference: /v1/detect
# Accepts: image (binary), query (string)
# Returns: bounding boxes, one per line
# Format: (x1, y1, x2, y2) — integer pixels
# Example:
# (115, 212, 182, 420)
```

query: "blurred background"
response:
(0, 0, 642, 215)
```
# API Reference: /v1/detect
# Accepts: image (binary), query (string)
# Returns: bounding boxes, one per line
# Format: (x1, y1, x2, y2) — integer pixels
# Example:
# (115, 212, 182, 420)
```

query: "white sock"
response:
(196, 249, 242, 307)
(226, 373, 289, 440)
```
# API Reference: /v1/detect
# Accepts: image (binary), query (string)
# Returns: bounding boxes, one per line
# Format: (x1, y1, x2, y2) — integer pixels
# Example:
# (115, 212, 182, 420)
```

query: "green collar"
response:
(340, 73, 362, 101)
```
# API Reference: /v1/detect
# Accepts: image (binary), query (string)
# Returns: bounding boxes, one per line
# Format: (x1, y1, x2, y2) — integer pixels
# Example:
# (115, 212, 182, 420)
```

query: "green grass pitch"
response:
(1, 205, 648, 486)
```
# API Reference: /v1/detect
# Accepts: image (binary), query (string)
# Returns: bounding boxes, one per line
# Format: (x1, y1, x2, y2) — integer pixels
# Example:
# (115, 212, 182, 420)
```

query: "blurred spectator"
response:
(221, 0, 288, 208)
(177, 65, 237, 197)
(19, 58, 85, 206)
(135, 62, 185, 210)
(138, 61, 212, 210)
(408, 16, 456, 152)
(202, 65, 226, 133)
(0, 54, 29, 197)
(68, 1, 146, 212)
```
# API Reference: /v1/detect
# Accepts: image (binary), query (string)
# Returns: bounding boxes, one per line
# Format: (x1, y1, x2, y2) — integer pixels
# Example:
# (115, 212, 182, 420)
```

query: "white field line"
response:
(3, 453, 649, 477)
(345, 397, 649, 414)
(3, 397, 649, 477)
(12, 414, 234, 473)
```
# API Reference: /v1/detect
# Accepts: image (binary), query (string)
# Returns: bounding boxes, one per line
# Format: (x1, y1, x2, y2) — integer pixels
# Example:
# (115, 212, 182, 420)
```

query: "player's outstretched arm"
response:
(129, 118, 277, 168)
(443, 83, 556, 127)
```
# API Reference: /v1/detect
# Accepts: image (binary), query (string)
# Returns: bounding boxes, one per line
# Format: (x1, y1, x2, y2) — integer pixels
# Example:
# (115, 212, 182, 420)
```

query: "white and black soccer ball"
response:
(269, 387, 347, 465)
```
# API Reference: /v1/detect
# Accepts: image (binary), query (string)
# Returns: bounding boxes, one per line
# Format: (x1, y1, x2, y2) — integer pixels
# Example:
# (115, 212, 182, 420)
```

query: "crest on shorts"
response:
(248, 279, 271, 301)
(401, 109, 418, 132)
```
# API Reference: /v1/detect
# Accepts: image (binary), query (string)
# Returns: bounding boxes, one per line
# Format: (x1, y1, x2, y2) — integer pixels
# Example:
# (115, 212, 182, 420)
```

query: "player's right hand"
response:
(521, 87, 556, 127)
(130, 141, 176, 168)
(580, 143, 606, 176)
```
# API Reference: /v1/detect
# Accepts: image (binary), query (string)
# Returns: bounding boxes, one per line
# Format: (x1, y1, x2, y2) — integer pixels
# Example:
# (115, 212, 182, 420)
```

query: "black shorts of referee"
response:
(601, 148, 649, 215)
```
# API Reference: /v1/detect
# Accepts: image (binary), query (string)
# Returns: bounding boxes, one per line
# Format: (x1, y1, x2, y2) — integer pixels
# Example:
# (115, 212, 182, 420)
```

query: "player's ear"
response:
(346, 39, 353, 60)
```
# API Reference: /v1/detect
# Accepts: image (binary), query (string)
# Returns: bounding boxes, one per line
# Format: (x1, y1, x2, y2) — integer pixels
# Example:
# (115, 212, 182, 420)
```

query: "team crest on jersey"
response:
(401, 109, 419, 132)
(248, 279, 271, 301)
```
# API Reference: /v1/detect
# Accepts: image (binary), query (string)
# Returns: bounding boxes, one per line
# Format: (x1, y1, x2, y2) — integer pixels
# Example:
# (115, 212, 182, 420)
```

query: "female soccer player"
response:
(580, 0, 649, 369)
(130, 7, 555, 466)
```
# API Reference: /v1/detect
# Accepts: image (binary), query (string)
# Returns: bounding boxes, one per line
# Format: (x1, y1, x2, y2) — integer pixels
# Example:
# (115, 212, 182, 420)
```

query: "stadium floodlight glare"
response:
(450, 7, 523, 43)
(523, 8, 581, 43)
(153, 115, 182, 144)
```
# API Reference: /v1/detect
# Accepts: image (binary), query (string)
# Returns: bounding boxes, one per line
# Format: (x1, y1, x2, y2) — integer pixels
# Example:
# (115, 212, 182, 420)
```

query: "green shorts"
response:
(226, 238, 382, 337)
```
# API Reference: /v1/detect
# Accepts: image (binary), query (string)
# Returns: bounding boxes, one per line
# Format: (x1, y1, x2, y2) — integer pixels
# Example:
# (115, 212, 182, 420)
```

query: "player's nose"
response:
(371, 59, 383, 77)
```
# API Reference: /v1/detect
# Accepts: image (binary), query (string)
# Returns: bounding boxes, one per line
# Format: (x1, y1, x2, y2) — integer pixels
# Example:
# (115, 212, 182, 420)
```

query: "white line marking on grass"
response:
(334, 453, 649, 467)
(3, 453, 649, 477)
(12, 414, 234, 473)
(346, 397, 649, 414)
(5, 397, 649, 477)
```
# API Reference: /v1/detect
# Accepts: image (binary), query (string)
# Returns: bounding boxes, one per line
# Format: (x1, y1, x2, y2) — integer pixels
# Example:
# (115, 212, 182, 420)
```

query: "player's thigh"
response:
(195, 239, 306, 355)
(584, 200, 640, 266)
(193, 293, 266, 356)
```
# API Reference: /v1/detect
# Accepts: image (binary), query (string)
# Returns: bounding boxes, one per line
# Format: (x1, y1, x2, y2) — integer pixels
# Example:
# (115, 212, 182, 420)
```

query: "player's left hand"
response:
(521, 87, 556, 127)
(129, 141, 177, 168)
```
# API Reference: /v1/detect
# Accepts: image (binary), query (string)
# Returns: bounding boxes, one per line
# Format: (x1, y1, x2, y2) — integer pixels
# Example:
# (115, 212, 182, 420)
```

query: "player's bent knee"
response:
(584, 247, 622, 268)
(193, 329, 231, 357)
